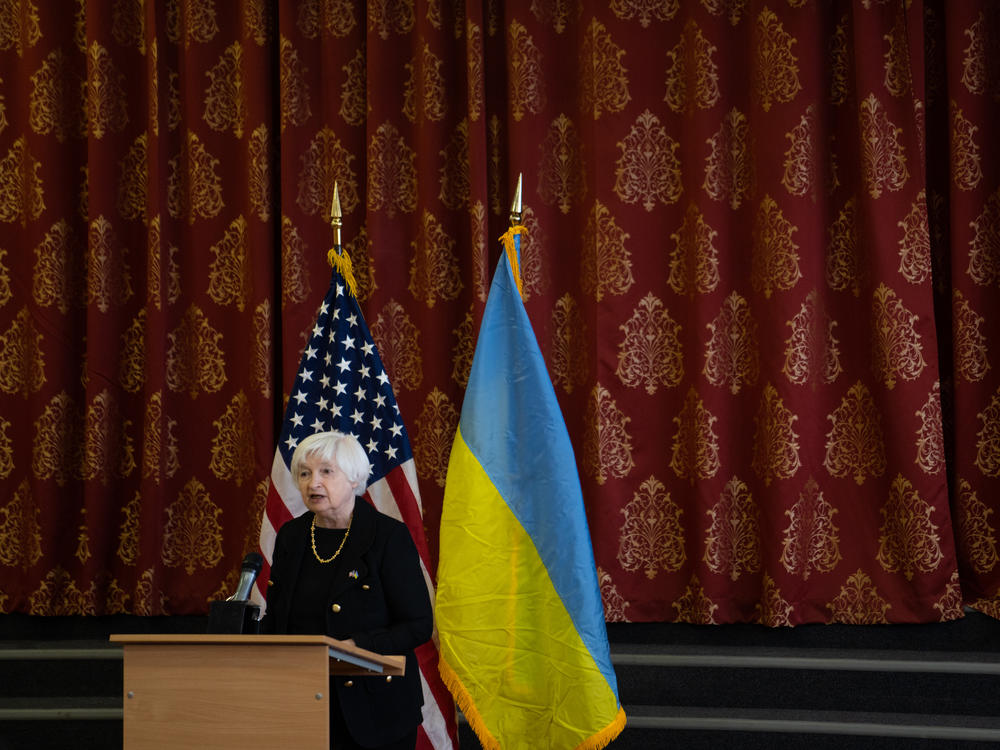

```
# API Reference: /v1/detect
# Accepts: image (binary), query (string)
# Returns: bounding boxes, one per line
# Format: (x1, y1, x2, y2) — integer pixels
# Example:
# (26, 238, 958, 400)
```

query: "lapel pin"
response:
(348, 570, 359, 579)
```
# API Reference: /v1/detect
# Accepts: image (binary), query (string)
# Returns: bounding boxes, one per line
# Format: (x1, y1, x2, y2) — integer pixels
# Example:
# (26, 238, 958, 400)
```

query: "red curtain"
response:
(0, 0, 997, 626)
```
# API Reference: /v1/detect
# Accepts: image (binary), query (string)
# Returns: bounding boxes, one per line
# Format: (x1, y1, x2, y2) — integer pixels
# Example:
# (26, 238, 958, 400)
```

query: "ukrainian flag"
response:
(437, 226, 626, 750)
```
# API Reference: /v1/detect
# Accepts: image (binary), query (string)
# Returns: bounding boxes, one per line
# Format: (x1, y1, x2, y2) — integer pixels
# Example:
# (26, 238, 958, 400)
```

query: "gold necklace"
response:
(310, 513, 351, 564)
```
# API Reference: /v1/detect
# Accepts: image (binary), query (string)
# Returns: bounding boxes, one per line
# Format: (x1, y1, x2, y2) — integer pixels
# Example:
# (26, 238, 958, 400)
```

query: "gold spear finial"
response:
(330, 182, 342, 248)
(508, 173, 523, 226)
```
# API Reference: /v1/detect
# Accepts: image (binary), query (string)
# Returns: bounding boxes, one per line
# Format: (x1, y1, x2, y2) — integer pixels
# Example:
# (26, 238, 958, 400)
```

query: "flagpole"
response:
(509, 173, 522, 226)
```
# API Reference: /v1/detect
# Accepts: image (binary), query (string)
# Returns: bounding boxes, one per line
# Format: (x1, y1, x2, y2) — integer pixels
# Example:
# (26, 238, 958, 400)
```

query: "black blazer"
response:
(261, 498, 432, 747)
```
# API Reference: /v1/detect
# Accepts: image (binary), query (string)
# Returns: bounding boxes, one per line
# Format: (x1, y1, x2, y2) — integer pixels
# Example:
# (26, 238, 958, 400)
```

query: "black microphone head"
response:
(241, 552, 263, 572)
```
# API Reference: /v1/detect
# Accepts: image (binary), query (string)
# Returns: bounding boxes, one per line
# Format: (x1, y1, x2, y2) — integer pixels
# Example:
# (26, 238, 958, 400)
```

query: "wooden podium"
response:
(110, 634, 405, 750)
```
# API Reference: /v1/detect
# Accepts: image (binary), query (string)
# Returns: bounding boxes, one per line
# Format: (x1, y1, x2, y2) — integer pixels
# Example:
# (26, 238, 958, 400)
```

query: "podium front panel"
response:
(121, 642, 329, 750)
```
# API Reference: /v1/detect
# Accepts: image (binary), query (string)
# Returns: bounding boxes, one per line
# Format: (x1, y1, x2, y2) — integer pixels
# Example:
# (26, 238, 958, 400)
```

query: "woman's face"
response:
(297, 452, 357, 527)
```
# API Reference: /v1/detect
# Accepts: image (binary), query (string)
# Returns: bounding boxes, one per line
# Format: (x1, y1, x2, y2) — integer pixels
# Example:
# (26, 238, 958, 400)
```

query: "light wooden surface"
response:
(111, 634, 405, 750)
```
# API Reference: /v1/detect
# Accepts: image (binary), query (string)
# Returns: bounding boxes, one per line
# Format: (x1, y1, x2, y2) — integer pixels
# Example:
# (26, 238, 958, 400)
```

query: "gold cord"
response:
(310, 513, 352, 564)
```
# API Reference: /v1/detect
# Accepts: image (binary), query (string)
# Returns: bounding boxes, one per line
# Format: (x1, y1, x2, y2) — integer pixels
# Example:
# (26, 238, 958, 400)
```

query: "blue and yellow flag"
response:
(437, 227, 626, 750)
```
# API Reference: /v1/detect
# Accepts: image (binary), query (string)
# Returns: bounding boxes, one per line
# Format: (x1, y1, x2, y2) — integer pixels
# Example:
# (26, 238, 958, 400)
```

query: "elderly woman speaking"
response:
(261, 430, 432, 750)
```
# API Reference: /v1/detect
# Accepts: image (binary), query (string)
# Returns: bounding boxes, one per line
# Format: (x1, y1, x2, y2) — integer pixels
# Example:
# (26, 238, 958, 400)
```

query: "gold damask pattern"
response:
(583, 383, 634, 485)
(29, 567, 95, 616)
(967, 187, 1000, 286)
(703, 108, 751, 209)
(897, 191, 931, 284)
(616, 293, 682, 395)
(668, 203, 719, 296)
(550, 294, 588, 395)
(370, 299, 422, 391)
(345, 227, 376, 302)
(439, 119, 471, 211)
(117, 492, 141, 567)
(704, 292, 758, 394)
(752, 7, 801, 112)
(672, 574, 719, 624)
(297, 127, 359, 217)
(581, 200, 633, 302)
(413, 388, 458, 488)
(204, 42, 247, 137)
(782, 290, 842, 387)
(508, 20, 545, 122)
(960, 11, 999, 97)
(780, 477, 841, 579)
(611, 0, 678, 27)
(670, 387, 720, 483)
(827, 570, 890, 624)
(403, 43, 447, 124)
(248, 125, 271, 221)
(209, 391, 255, 486)
(539, 114, 585, 214)
(142, 391, 180, 484)
(826, 197, 864, 297)
(297, 0, 357, 39)
(0, 0, 41, 56)
(166, 0, 219, 47)
(530, 0, 580, 34)
(30, 49, 86, 142)
(598, 567, 629, 622)
(752, 383, 800, 486)
(208, 216, 251, 311)
(0, 417, 11, 478)
(85, 41, 128, 139)
(701, 0, 747, 26)
(977, 387, 1000, 477)
(914, 383, 945, 476)
(0, 479, 43, 567)
(368, 121, 418, 217)
(0, 136, 45, 223)
(616, 475, 686, 580)
(82, 390, 135, 484)
(664, 19, 719, 115)
(279, 35, 311, 131)
(252, 301, 272, 399)
(0, 250, 7, 306)
(704, 476, 761, 581)
(953, 290, 989, 383)
(782, 105, 819, 200)
(408, 210, 462, 307)
(32, 392, 80, 485)
(754, 574, 793, 627)
(119, 309, 146, 394)
(368, 0, 414, 40)
(471, 202, 489, 302)
(824, 381, 886, 484)
(165, 304, 227, 397)
(161, 477, 224, 576)
(281, 216, 311, 305)
(0, 307, 45, 397)
(340, 50, 366, 126)
(871, 283, 926, 389)
(450, 308, 475, 388)
(877, 474, 944, 581)
(518, 207, 549, 301)
(882, 6, 911, 98)
(167, 131, 224, 223)
(87, 216, 133, 312)
(752, 195, 801, 298)
(580, 19, 630, 120)
(466, 20, 484, 121)
(956, 477, 998, 574)
(118, 135, 147, 220)
(951, 103, 982, 192)
(858, 93, 908, 199)
(614, 109, 681, 211)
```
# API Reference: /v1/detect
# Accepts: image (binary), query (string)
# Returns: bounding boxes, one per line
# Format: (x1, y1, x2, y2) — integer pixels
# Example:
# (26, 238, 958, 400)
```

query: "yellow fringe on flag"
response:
(439, 656, 627, 750)
(327, 246, 358, 299)
(498, 225, 527, 300)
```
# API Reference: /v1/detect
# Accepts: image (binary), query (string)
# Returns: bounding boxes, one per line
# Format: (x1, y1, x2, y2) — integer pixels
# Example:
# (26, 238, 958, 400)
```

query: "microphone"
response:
(229, 552, 263, 601)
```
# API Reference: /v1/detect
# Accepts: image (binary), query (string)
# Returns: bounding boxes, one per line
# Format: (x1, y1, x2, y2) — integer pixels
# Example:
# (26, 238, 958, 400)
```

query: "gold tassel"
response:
(499, 225, 527, 300)
(327, 247, 358, 299)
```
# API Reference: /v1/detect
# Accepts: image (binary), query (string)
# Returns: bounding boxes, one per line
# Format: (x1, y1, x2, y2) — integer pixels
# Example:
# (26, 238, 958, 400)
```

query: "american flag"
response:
(257, 256, 458, 750)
